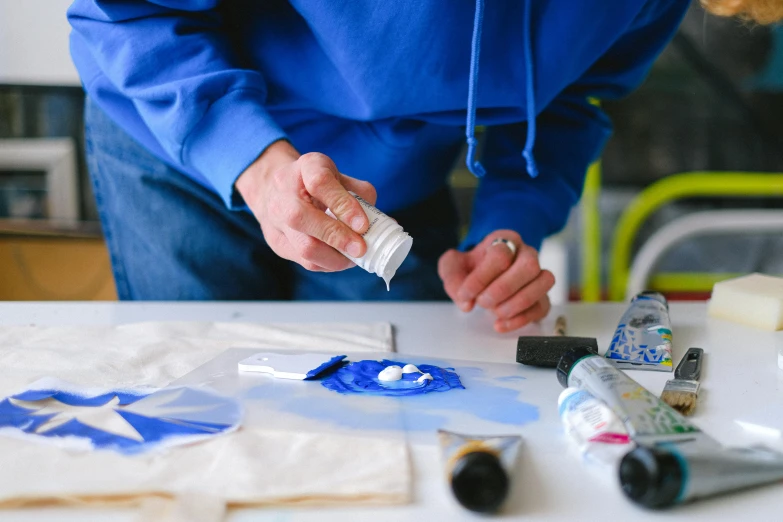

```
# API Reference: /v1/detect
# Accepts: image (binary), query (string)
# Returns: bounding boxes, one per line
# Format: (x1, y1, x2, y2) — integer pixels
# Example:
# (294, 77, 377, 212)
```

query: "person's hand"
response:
(438, 230, 555, 333)
(235, 140, 377, 271)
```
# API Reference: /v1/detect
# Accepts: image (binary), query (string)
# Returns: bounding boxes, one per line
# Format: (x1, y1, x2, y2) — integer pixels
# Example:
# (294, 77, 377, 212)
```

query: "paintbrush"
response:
(660, 347, 704, 416)
(516, 315, 599, 368)
(554, 314, 567, 336)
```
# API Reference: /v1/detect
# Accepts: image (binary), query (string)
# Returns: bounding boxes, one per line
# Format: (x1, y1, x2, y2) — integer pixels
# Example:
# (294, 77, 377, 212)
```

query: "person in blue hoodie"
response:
(67, 1, 687, 332)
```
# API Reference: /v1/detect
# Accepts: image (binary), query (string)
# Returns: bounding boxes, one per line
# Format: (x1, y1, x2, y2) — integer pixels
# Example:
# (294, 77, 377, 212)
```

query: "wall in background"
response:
(0, 1, 79, 86)
(603, 5, 783, 183)
(597, 5, 783, 285)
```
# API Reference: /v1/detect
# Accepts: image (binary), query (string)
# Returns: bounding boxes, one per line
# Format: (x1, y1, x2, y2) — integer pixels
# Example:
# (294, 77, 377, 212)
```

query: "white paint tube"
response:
(557, 387, 633, 470)
(327, 193, 412, 290)
(557, 347, 783, 508)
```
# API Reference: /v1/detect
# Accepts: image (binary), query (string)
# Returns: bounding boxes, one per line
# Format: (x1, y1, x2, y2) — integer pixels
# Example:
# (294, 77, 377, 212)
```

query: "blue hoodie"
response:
(68, 0, 687, 251)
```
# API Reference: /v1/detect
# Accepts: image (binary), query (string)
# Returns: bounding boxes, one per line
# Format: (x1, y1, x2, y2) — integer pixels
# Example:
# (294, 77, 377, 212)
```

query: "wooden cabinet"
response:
(0, 220, 115, 300)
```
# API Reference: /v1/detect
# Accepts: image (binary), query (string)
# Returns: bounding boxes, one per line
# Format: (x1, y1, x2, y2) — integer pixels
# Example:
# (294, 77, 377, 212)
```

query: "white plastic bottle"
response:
(328, 193, 413, 290)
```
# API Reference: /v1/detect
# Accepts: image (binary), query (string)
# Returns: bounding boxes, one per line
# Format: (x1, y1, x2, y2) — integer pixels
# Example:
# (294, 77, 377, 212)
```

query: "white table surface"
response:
(2, 301, 783, 521)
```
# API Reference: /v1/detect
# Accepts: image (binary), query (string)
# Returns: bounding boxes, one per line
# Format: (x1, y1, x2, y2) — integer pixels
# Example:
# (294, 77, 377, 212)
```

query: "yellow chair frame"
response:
(607, 172, 783, 301)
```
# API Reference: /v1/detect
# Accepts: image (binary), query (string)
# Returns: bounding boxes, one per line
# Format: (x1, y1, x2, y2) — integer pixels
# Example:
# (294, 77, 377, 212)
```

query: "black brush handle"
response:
(674, 347, 703, 381)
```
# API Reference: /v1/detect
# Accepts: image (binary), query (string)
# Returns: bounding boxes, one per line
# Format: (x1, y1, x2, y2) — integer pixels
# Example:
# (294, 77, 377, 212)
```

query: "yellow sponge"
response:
(708, 273, 783, 331)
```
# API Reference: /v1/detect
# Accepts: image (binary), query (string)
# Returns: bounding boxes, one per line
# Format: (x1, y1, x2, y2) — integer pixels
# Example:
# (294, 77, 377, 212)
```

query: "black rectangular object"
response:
(516, 336, 599, 368)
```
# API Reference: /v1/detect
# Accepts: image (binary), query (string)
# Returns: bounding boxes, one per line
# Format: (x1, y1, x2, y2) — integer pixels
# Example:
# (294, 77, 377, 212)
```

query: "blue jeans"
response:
(84, 98, 458, 301)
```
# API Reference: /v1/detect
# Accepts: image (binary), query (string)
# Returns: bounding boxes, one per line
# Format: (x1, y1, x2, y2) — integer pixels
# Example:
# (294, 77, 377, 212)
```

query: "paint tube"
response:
(620, 443, 783, 508)
(437, 429, 522, 513)
(558, 347, 783, 507)
(557, 388, 633, 469)
(557, 347, 714, 448)
(326, 192, 412, 290)
(605, 291, 673, 372)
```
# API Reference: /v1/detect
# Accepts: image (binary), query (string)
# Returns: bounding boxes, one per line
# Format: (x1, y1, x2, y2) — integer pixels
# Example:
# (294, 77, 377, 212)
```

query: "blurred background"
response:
(0, 2, 781, 302)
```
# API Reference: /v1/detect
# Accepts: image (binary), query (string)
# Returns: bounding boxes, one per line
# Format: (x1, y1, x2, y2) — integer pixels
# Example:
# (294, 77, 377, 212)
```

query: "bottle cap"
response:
(556, 346, 598, 388)
(450, 451, 509, 513)
(619, 446, 683, 508)
(329, 193, 412, 290)
(635, 291, 669, 309)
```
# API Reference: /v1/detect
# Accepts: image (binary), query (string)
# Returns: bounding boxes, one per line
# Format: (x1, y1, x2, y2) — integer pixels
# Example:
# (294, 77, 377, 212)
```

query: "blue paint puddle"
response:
(245, 359, 540, 432)
(321, 359, 464, 397)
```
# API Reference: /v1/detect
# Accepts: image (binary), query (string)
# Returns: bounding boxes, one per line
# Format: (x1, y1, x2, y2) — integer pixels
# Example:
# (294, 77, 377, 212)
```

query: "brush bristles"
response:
(660, 390, 697, 416)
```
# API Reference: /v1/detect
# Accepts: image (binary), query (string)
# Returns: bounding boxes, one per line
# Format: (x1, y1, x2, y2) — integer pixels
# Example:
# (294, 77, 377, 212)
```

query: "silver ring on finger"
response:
(491, 237, 517, 258)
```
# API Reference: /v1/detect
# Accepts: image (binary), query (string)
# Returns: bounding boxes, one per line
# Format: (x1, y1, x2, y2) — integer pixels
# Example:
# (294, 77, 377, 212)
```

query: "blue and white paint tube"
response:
(558, 387, 633, 470)
(605, 291, 673, 372)
(558, 347, 783, 508)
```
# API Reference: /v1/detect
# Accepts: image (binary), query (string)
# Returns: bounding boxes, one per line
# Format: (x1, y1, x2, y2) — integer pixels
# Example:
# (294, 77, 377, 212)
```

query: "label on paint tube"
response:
(559, 349, 783, 508)
(620, 442, 783, 508)
(326, 193, 412, 290)
(677, 444, 783, 502)
(563, 353, 714, 448)
(558, 388, 634, 470)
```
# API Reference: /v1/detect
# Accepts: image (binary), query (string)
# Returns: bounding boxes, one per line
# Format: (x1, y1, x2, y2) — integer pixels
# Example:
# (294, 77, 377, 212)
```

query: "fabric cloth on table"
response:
(0, 321, 393, 394)
(0, 321, 407, 520)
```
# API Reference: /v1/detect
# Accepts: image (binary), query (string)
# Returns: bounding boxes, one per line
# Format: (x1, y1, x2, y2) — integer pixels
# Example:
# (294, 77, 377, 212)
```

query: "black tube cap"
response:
(555, 346, 597, 388)
(619, 446, 683, 509)
(636, 291, 669, 309)
(450, 451, 509, 513)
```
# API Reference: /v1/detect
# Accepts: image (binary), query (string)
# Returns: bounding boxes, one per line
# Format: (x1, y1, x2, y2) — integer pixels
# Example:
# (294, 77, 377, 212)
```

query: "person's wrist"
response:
(235, 139, 299, 201)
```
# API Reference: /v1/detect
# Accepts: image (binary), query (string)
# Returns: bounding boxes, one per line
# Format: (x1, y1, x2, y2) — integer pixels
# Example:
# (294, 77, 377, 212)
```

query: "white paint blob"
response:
(402, 364, 421, 374)
(378, 366, 403, 382)
(416, 373, 433, 383)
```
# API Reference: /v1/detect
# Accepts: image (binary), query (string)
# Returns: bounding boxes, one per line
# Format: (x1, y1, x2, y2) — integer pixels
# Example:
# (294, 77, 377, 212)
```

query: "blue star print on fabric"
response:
(0, 379, 241, 454)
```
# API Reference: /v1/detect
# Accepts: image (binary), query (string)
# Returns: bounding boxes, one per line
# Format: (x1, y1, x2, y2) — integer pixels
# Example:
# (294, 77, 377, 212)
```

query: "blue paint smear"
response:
(404, 380, 539, 425)
(250, 380, 538, 431)
(496, 375, 526, 383)
(12, 389, 145, 406)
(305, 355, 347, 379)
(0, 398, 37, 416)
(247, 361, 539, 431)
(117, 411, 227, 442)
(289, 396, 449, 432)
(321, 359, 464, 397)
(43, 419, 144, 451)
(452, 366, 485, 377)
(0, 388, 238, 454)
